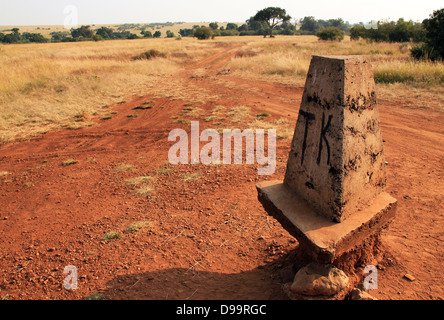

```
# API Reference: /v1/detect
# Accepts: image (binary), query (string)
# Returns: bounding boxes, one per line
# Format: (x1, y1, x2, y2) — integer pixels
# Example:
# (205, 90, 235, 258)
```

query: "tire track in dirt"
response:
(184, 43, 245, 72)
(0, 44, 250, 164)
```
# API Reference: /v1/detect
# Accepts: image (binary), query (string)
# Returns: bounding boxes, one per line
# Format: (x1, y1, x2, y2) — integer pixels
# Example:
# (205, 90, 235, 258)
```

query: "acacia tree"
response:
(253, 7, 291, 37)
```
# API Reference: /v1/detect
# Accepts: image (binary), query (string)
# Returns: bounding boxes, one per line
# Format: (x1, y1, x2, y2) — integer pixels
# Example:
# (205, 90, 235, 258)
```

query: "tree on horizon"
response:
(252, 7, 291, 37)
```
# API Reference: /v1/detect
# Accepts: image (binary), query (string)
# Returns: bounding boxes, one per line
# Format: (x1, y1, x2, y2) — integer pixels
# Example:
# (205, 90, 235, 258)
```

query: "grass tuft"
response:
(124, 220, 152, 234)
(62, 159, 78, 166)
(256, 112, 269, 120)
(132, 49, 166, 61)
(227, 106, 251, 123)
(85, 293, 105, 300)
(102, 231, 121, 241)
(183, 172, 201, 182)
(115, 164, 135, 171)
(154, 167, 173, 174)
(133, 105, 153, 110)
(134, 185, 154, 195)
(125, 176, 154, 186)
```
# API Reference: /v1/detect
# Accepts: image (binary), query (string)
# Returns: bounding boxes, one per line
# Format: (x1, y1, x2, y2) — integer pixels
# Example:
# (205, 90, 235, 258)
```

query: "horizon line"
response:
(0, 17, 424, 28)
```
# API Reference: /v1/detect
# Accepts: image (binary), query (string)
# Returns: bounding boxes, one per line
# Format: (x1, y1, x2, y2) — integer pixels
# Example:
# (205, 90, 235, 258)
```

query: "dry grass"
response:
(246, 117, 295, 140)
(225, 36, 444, 112)
(178, 105, 205, 118)
(115, 163, 135, 171)
(153, 167, 173, 174)
(0, 38, 222, 141)
(227, 37, 443, 83)
(124, 174, 155, 196)
(1, 35, 443, 142)
(125, 176, 154, 186)
(374, 60, 444, 85)
(102, 231, 121, 241)
(227, 106, 252, 124)
(124, 220, 152, 234)
(61, 158, 78, 166)
(183, 172, 201, 182)
(134, 185, 154, 195)
(0, 171, 11, 177)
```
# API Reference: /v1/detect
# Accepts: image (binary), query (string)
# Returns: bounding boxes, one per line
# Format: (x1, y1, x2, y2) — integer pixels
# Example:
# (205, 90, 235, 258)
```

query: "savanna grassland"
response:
(0, 34, 443, 301)
(1, 35, 443, 141)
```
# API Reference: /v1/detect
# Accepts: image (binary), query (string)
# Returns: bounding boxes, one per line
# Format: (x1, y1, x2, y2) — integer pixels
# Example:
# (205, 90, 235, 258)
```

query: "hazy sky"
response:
(0, 0, 442, 26)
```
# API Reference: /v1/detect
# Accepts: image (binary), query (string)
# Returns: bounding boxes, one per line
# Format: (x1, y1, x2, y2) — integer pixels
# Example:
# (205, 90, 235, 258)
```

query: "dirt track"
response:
(0, 44, 443, 300)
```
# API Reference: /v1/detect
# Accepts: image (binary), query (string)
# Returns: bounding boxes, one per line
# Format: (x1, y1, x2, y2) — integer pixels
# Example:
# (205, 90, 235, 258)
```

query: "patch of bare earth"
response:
(0, 44, 442, 300)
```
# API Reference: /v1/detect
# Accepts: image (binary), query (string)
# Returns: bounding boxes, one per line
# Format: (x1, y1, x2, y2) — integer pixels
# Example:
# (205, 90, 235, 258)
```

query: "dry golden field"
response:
(1, 35, 443, 142)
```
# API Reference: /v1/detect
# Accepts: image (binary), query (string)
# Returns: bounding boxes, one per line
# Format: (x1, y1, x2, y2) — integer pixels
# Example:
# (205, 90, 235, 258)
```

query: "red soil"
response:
(0, 44, 442, 300)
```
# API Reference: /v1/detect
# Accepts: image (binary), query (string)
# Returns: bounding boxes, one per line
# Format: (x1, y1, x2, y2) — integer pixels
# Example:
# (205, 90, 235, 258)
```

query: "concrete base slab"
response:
(256, 180, 397, 264)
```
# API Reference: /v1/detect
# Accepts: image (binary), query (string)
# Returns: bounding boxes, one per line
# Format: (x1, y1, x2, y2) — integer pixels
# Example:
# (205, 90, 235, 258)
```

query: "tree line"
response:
(1, 7, 442, 60)
(348, 8, 443, 61)
(0, 25, 170, 44)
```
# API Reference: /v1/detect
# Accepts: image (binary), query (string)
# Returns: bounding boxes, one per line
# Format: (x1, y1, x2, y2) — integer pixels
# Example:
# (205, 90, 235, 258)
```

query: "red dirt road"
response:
(0, 45, 443, 300)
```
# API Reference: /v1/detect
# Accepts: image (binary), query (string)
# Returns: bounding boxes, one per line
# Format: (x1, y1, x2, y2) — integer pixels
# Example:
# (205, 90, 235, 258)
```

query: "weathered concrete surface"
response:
(256, 180, 397, 263)
(284, 55, 387, 222)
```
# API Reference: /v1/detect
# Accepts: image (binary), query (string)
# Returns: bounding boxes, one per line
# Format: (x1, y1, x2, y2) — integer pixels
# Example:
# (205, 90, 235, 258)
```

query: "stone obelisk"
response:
(256, 55, 397, 264)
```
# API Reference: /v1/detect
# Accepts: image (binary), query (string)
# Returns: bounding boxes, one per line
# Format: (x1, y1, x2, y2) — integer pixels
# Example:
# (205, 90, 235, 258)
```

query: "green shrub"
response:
(317, 27, 345, 41)
(71, 25, 93, 39)
(411, 44, 440, 61)
(412, 8, 444, 61)
(96, 27, 114, 39)
(141, 30, 153, 38)
(220, 29, 240, 36)
(194, 27, 213, 40)
(350, 25, 367, 40)
(21, 32, 48, 43)
(2, 32, 20, 44)
(92, 34, 102, 41)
